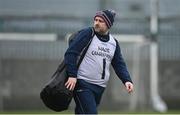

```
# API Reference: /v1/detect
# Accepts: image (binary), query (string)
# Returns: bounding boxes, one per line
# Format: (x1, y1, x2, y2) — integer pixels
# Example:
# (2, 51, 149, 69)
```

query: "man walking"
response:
(64, 9, 134, 114)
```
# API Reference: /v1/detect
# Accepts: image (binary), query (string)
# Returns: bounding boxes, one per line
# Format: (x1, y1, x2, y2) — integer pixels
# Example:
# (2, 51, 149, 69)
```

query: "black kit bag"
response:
(40, 28, 94, 112)
(40, 60, 71, 111)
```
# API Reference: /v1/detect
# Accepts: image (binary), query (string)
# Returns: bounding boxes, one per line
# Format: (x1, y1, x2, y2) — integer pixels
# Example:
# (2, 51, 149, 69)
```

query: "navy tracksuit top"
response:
(64, 27, 132, 85)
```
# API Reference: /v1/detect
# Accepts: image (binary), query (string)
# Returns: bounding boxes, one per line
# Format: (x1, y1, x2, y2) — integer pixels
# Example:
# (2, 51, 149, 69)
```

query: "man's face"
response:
(93, 16, 109, 35)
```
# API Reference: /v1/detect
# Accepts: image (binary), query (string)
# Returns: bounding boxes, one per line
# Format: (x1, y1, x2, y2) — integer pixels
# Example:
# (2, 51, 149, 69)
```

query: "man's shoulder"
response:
(79, 27, 94, 35)
(80, 27, 93, 31)
(68, 27, 94, 45)
(109, 34, 118, 44)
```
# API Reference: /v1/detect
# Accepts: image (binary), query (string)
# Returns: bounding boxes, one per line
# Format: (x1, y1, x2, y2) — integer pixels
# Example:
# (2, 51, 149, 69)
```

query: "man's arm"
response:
(111, 40, 133, 93)
(64, 27, 93, 90)
(65, 27, 93, 77)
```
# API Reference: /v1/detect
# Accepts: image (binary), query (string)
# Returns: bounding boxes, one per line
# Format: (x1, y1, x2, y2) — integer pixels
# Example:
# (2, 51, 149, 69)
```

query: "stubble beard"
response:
(94, 25, 108, 35)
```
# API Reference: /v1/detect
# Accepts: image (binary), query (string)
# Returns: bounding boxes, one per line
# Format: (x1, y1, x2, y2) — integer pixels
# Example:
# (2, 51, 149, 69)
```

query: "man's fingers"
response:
(128, 85, 133, 93)
(65, 82, 71, 89)
(65, 82, 73, 90)
(69, 83, 75, 91)
(127, 85, 132, 90)
(125, 82, 134, 93)
(65, 77, 77, 90)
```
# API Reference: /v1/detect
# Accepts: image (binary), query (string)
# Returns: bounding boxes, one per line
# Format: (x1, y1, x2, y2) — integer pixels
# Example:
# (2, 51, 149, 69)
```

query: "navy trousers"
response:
(73, 79, 105, 114)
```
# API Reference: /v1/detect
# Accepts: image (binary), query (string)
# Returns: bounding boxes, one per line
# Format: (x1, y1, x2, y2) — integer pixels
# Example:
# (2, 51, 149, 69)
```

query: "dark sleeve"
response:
(64, 27, 93, 77)
(111, 40, 133, 84)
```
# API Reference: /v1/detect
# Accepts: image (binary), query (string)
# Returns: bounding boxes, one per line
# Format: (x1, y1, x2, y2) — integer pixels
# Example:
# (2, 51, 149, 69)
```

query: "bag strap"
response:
(77, 27, 94, 67)
(51, 27, 94, 78)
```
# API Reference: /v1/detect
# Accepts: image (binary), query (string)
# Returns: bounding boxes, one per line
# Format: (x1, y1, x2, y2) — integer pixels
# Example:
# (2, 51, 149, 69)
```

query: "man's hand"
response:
(65, 77, 77, 91)
(125, 82, 133, 93)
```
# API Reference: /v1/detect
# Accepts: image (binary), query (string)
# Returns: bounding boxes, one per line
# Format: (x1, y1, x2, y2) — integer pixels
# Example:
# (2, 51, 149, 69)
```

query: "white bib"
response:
(77, 34, 116, 87)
